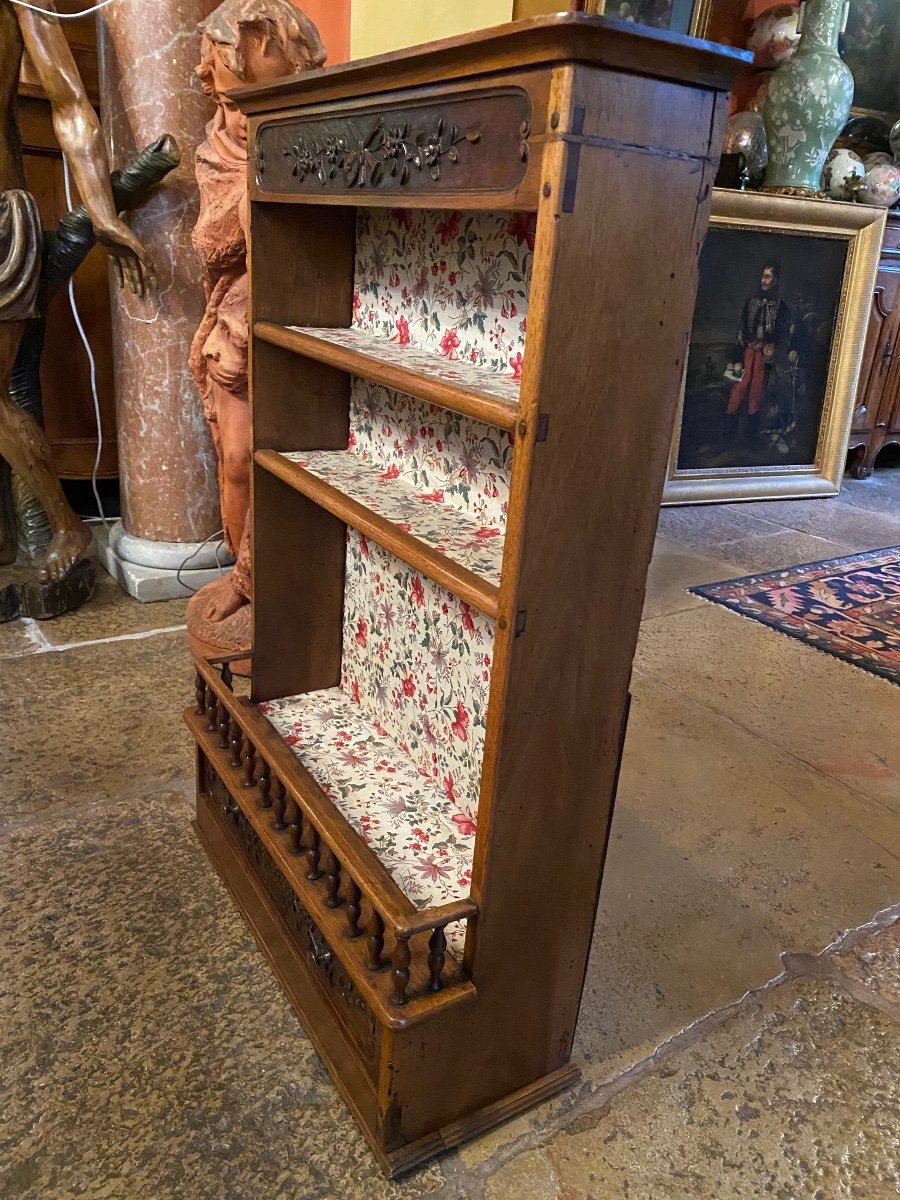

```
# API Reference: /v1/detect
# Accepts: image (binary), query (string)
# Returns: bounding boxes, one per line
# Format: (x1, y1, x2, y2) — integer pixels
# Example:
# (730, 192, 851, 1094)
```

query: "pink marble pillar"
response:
(97, 0, 223, 593)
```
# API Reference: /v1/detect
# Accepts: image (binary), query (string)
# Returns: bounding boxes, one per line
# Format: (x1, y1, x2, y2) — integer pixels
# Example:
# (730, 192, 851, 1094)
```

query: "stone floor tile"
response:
(634, 602, 900, 816)
(0, 791, 447, 1200)
(833, 918, 900, 1019)
(705, 529, 855, 575)
(35, 570, 188, 647)
(839, 466, 900, 516)
(733, 495, 900, 552)
(642, 539, 736, 622)
(576, 677, 900, 1080)
(0, 618, 42, 661)
(0, 630, 195, 826)
(543, 979, 900, 1200)
(484, 1149, 560, 1200)
(656, 506, 782, 550)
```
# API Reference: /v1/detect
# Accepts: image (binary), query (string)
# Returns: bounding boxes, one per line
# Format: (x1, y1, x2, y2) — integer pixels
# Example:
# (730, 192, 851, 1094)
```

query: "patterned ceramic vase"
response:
(762, 0, 854, 195)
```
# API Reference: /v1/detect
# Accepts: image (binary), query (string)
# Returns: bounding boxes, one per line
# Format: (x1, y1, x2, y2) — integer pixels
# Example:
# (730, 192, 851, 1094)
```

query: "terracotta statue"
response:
(0, 0, 154, 590)
(187, 0, 325, 663)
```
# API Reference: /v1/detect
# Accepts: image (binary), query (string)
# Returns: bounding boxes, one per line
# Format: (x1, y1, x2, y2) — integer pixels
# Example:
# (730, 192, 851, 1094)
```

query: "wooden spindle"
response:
(258, 761, 272, 810)
(366, 911, 385, 970)
(428, 927, 447, 992)
(221, 662, 233, 692)
(325, 851, 342, 908)
(345, 880, 362, 938)
(305, 825, 322, 880)
(194, 669, 205, 715)
(288, 800, 304, 854)
(242, 739, 256, 788)
(390, 936, 412, 1006)
(273, 777, 287, 829)
(205, 685, 218, 732)
(229, 721, 243, 769)
(217, 703, 230, 749)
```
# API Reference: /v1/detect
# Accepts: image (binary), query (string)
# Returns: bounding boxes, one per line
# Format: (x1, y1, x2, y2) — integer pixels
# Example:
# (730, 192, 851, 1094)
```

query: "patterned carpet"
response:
(692, 547, 900, 686)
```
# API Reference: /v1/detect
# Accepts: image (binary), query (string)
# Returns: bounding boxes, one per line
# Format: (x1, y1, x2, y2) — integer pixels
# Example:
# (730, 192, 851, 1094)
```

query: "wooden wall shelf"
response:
(188, 11, 748, 1176)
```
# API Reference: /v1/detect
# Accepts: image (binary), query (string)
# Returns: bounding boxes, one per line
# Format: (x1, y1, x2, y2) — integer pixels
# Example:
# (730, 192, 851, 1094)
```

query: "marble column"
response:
(96, 0, 227, 600)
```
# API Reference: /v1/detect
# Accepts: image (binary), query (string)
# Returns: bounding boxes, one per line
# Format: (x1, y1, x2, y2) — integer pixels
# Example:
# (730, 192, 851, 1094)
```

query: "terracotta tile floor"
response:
(2, 471, 899, 1199)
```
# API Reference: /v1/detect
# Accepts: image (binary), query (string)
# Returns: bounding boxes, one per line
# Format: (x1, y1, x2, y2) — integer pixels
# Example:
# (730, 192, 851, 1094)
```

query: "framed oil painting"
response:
(584, 0, 711, 36)
(663, 190, 885, 505)
(841, 0, 900, 122)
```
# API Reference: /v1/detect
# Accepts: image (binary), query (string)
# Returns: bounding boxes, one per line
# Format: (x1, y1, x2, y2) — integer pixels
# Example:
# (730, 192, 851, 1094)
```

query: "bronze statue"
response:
(0, 135, 181, 621)
(0, 0, 154, 591)
(186, 0, 325, 665)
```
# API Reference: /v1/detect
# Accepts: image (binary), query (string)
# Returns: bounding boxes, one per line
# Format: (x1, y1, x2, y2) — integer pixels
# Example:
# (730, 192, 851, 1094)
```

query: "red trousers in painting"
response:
(727, 343, 766, 416)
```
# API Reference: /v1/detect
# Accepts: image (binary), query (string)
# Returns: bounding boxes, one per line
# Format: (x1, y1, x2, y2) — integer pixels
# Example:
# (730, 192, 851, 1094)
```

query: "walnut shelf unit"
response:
(187, 13, 747, 1177)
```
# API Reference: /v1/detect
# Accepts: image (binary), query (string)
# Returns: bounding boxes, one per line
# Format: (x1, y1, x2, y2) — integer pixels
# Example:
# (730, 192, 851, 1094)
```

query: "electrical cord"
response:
(176, 528, 228, 594)
(62, 153, 108, 528)
(9, 0, 122, 17)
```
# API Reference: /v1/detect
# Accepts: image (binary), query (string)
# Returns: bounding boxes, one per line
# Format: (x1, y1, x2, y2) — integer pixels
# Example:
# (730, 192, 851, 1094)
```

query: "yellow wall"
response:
(350, 0, 514, 59)
(512, 0, 579, 16)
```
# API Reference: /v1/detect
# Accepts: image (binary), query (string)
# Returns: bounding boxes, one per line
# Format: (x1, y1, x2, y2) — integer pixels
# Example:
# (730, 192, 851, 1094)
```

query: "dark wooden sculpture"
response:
(0, 135, 180, 622)
(0, 0, 153, 604)
(186, 13, 748, 1177)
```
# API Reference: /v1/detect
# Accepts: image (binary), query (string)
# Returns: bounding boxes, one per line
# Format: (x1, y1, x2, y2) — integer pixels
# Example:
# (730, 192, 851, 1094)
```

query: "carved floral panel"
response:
(255, 89, 531, 197)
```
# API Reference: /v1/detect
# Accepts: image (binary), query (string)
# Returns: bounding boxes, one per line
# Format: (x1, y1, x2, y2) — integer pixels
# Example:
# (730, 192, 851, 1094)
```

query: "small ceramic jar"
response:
(860, 160, 900, 207)
(747, 3, 801, 67)
(822, 147, 865, 200)
(863, 151, 895, 169)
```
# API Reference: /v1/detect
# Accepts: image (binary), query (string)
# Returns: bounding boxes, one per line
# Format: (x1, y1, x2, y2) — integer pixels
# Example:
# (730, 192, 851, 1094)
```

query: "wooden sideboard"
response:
(848, 212, 900, 478)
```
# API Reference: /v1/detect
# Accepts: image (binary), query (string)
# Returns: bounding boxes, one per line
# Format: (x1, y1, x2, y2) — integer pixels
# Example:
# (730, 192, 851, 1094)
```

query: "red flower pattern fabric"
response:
(258, 210, 530, 939)
(353, 208, 530, 376)
(259, 687, 473, 958)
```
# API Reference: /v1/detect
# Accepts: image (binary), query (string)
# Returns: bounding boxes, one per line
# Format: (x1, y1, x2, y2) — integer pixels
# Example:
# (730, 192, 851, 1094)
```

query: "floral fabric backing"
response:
(259, 687, 473, 958)
(260, 211, 533, 922)
(341, 530, 494, 817)
(353, 207, 532, 376)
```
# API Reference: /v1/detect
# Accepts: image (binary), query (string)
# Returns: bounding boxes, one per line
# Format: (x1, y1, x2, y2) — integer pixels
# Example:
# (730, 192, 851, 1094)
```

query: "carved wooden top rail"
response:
(231, 14, 749, 115)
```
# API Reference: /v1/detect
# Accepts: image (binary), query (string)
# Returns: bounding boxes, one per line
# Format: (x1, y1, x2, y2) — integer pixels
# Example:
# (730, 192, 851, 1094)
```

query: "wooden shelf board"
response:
(255, 447, 502, 619)
(254, 321, 521, 433)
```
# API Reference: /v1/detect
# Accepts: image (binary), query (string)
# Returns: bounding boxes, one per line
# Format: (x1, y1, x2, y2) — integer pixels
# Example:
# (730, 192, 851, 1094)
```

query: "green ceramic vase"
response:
(762, 0, 854, 194)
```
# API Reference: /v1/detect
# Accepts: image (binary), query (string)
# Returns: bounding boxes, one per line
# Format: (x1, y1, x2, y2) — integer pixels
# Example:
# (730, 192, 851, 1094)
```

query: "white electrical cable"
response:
(176, 527, 228, 594)
(62, 153, 108, 527)
(9, 0, 121, 18)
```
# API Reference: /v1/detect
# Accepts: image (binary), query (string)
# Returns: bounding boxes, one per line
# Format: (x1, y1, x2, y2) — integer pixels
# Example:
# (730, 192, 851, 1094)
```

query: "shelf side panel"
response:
(457, 69, 730, 1095)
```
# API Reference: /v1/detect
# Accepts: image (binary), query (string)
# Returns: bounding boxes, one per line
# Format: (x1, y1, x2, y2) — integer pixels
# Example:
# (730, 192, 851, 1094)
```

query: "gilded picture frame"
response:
(662, 190, 885, 505)
(585, 0, 711, 37)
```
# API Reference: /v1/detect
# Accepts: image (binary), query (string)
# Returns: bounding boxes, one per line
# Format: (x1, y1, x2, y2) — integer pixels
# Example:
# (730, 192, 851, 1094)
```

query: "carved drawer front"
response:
(254, 88, 531, 198)
(204, 763, 382, 1080)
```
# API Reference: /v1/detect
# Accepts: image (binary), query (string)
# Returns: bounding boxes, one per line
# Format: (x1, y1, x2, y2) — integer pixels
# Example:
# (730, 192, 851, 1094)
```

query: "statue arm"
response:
(16, 1, 155, 295)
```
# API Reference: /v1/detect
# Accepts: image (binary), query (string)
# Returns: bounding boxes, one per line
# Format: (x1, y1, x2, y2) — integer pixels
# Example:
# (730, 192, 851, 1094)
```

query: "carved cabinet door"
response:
(853, 270, 900, 435)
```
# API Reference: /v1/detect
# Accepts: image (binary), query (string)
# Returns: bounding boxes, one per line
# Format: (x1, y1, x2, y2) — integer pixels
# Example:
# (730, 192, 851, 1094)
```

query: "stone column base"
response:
(95, 521, 235, 603)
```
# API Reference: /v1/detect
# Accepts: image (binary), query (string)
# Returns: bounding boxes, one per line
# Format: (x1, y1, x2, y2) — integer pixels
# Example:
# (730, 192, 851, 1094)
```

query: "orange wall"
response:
(295, 0, 351, 65)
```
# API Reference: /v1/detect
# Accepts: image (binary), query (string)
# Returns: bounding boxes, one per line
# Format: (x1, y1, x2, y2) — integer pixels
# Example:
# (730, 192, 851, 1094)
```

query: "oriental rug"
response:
(691, 547, 900, 686)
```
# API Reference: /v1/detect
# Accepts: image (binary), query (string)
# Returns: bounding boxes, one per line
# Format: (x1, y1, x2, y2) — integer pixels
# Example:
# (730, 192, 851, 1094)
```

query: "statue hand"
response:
(95, 214, 157, 299)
